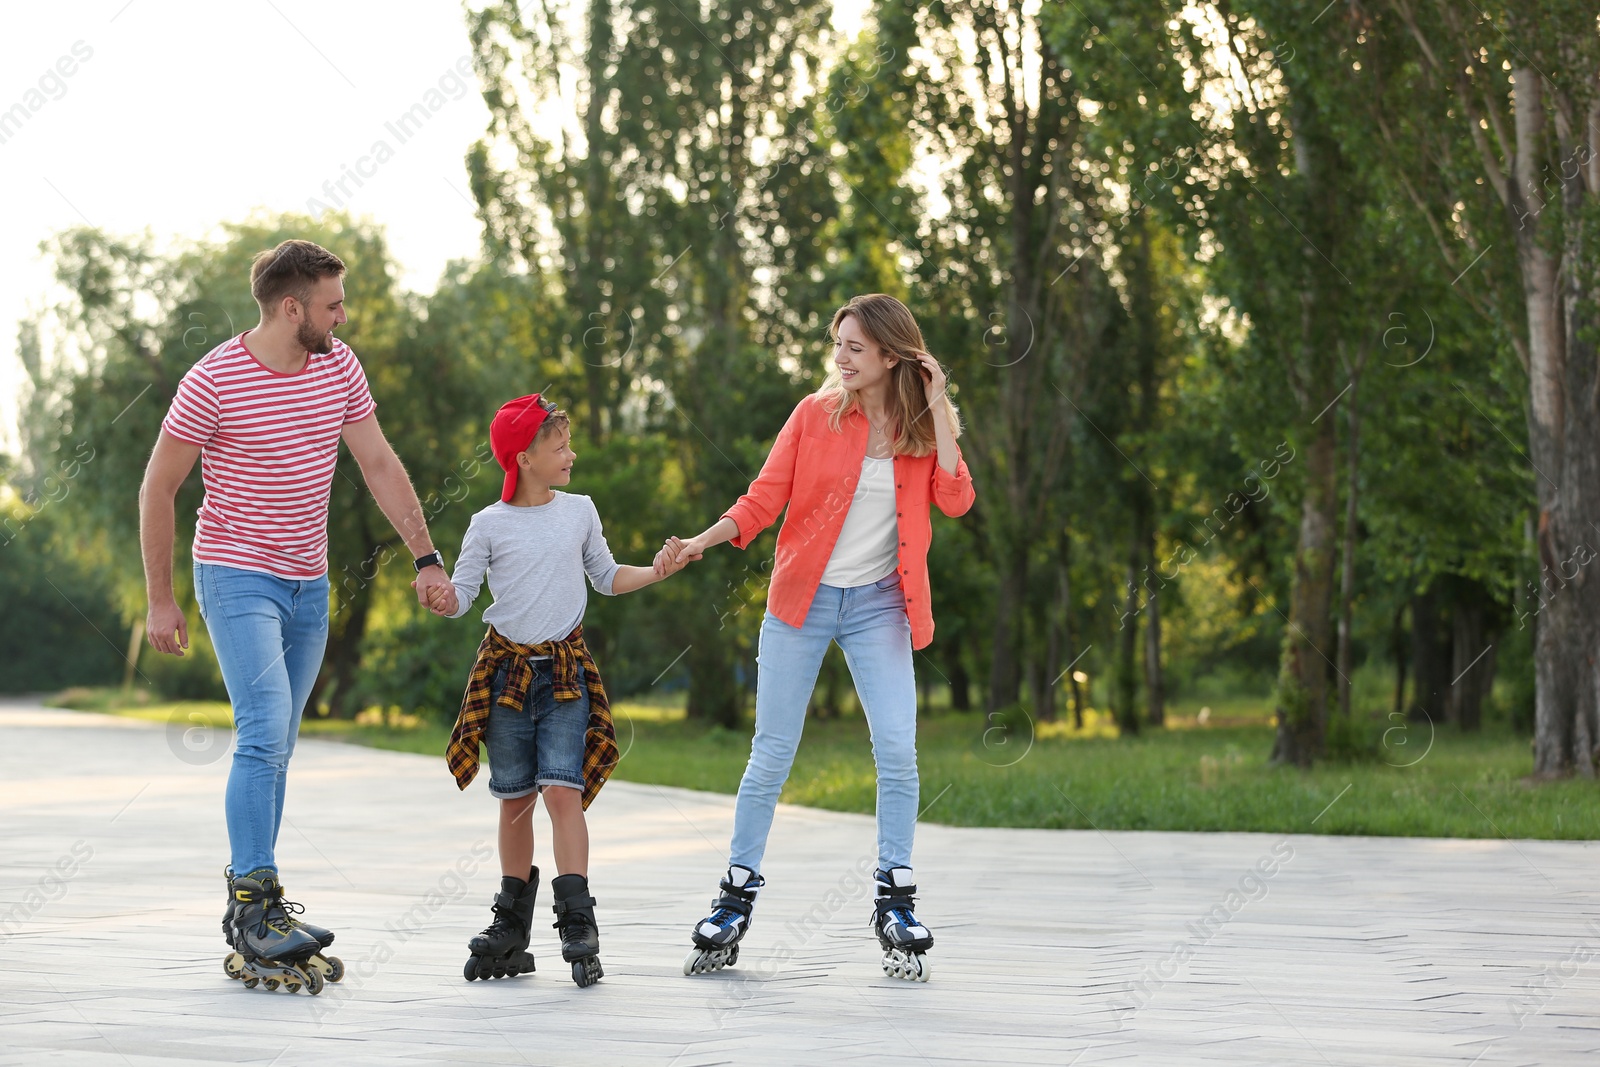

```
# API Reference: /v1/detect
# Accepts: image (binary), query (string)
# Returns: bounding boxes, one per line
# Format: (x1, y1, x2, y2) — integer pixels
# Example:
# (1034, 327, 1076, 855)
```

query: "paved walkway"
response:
(0, 697, 1595, 1066)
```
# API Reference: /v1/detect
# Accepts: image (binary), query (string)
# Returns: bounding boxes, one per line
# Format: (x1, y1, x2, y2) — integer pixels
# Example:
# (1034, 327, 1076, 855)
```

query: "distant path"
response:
(0, 697, 1594, 1066)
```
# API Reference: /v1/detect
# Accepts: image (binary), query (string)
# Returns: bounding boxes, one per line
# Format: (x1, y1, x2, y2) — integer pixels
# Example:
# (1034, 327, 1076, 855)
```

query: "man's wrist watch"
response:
(413, 550, 444, 573)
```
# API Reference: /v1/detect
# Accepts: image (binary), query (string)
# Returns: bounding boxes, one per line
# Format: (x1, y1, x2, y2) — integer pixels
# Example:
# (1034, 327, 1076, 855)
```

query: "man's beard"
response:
(295, 319, 335, 354)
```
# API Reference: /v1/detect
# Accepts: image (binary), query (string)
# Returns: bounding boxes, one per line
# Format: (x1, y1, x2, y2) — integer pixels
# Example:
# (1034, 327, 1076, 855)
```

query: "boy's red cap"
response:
(490, 394, 555, 503)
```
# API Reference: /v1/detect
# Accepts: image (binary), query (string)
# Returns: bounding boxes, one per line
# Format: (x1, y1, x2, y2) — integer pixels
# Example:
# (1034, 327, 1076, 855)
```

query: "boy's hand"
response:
(654, 535, 699, 577)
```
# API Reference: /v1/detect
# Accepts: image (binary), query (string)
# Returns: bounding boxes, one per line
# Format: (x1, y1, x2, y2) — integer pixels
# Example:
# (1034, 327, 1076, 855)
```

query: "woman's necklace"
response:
(865, 409, 893, 458)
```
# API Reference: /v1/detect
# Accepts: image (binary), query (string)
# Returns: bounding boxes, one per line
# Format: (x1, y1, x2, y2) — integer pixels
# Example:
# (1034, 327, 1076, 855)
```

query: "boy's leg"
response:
(542, 786, 588, 876)
(485, 659, 543, 878)
(727, 592, 838, 872)
(271, 574, 330, 851)
(497, 794, 538, 879)
(530, 661, 591, 877)
(196, 563, 299, 877)
(837, 574, 920, 871)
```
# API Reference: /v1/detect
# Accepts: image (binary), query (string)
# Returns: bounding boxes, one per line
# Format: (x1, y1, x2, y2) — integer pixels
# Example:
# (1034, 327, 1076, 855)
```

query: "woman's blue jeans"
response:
(729, 572, 920, 872)
(195, 563, 329, 877)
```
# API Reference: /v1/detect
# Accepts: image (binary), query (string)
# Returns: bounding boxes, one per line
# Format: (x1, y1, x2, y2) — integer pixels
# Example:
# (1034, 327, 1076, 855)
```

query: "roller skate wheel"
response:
(573, 957, 603, 987)
(464, 957, 481, 982)
(242, 977, 259, 989)
(323, 955, 345, 983)
(303, 967, 325, 995)
(223, 953, 246, 980)
(263, 978, 280, 992)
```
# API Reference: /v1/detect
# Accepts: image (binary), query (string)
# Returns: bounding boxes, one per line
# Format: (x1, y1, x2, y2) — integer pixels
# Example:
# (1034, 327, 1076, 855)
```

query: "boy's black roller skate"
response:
(465, 866, 538, 981)
(872, 866, 932, 982)
(222, 870, 326, 993)
(550, 873, 603, 988)
(221, 867, 344, 985)
(684, 864, 764, 975)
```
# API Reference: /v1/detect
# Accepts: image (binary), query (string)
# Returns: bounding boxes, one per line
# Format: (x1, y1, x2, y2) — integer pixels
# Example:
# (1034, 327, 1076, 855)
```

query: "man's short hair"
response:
(250, 240, 345, 317)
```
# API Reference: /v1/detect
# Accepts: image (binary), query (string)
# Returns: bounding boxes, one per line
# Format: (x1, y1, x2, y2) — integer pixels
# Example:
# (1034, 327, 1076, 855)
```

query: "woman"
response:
(656, 293, 975, 982)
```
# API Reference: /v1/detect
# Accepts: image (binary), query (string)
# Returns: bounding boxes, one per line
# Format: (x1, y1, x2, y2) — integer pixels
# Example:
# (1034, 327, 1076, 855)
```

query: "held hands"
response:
(653, 535, 704, 578)
(412, 571, 458, 617)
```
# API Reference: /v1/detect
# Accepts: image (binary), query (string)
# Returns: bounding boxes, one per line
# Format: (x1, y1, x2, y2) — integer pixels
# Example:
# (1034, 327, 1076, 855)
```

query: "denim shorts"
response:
(484, 658, 589, 798)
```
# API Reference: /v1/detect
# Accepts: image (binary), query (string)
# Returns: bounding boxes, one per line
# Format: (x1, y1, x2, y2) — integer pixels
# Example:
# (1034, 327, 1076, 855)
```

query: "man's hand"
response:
(146, 599, 190, 657)
(413, 566, 455, 615)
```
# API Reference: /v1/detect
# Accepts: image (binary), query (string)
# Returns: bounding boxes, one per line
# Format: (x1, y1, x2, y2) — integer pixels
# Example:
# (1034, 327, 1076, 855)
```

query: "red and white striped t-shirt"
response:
(161, 332, 377, 580)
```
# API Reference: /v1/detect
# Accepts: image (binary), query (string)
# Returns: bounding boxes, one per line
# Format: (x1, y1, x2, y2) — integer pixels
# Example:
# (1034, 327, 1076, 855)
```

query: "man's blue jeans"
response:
(729, 572, 920, 872)
(195, 562, 329, 877)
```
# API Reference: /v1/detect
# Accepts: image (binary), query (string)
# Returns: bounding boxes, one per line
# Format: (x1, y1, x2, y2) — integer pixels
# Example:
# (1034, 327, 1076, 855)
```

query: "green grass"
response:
(47, 687, 1597, 840)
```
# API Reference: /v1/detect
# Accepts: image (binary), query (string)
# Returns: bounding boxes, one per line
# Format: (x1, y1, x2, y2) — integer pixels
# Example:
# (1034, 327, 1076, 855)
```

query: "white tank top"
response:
(819, 455, 900, 588)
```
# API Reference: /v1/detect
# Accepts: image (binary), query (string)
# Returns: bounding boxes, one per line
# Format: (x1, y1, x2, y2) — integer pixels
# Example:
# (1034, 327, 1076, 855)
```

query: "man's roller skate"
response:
(684, 864, 763, 975)
(221, 870, 326, 993)
(221, 867, 344, 985)
(550, 873, 604, 988)
(464, 866, 538, 981)
(872, 867, 932, 982)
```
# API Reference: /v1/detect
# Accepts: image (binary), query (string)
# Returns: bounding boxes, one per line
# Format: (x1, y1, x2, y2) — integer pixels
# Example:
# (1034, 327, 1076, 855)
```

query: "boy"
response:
(427, 393, 687, 987)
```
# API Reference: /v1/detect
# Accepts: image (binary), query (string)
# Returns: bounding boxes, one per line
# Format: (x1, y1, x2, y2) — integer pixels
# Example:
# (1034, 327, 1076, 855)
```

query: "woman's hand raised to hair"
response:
(911, 351, 948, 403)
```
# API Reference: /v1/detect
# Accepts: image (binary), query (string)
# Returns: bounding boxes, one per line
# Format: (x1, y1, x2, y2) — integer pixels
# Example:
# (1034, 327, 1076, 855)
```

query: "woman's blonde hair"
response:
(815, 294, 962, 457)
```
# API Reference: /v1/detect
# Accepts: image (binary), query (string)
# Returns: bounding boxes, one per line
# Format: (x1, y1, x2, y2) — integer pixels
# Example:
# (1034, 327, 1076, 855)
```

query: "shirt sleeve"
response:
(447, 513, 489, 618)
(720, 399, 807, 549)
(342, 348, 377, 424)
(932, 447, 976, 518)
(583, 498, 621, 596)
(160, 364, 220, 446)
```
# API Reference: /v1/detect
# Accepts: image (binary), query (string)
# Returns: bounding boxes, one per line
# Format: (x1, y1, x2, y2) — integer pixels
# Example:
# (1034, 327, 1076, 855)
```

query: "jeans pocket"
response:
(874, 571, 903, 591)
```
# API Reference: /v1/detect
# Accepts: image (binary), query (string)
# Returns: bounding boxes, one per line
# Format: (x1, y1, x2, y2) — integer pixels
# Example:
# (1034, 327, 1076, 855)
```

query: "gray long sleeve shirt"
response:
(447, 493, 620, 646)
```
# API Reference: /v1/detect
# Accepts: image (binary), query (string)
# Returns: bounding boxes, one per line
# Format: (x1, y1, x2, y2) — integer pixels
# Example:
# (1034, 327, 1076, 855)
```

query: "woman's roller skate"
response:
(464, 867, 538, 981)
(550, 873, 603, 988)
(221, 870, 326, 994)
(684, 864, 763, 975)
(872, 867, 932, 982)
(221, 867, 344, 985)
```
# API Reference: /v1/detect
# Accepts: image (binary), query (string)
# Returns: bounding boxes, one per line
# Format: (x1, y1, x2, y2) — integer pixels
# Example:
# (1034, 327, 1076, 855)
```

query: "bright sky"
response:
(1, 1, 871, 454)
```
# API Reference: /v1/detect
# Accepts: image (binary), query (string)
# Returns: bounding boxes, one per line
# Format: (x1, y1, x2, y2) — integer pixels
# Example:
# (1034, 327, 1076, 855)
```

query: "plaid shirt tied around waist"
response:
(446, 624, 618, 810)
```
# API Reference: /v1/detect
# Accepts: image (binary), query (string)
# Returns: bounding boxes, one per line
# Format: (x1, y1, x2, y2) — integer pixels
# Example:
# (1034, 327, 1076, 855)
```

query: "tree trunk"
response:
(1391, 601, 1408, 719)
(1271, 413, 1339, 765)
(686, 632, 741, 728)
(1335, 348, 1365, 719)
(946, 648, 972, 712)
(1144, 572, 1165, 727)
(1506, 65, 1600, 778)
(988, 551, 1027, 710)
(313, 541, 381, 718)
(1409, 583, 1450, 725)
(1447, 597, 1499, 732)
(1115, 560, 1141, 736)
(122, 618, 144, 690)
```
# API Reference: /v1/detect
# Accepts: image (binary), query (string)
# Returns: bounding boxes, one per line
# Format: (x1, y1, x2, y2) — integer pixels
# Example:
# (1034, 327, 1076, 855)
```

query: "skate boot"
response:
(684, 864, 763, 975)
(872, 867, 932, 982)
(550, 873, 603, 988)
(464, 867, 538, 981)
(222, 867, 344, 984)
(222, 870, 325, 993)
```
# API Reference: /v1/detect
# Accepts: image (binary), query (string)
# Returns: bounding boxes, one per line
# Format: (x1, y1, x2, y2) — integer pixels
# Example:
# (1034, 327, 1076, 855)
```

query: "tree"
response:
(1368, 0, 1600, 775)
(467, 0, 841, 725)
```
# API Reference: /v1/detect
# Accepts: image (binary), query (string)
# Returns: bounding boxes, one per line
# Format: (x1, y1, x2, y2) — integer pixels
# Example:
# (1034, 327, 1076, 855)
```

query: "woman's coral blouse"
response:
(720, 394, 976, 650)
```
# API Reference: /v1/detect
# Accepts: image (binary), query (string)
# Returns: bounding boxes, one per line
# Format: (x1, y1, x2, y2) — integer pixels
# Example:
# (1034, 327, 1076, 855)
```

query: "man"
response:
(139, 238, 451, 991)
